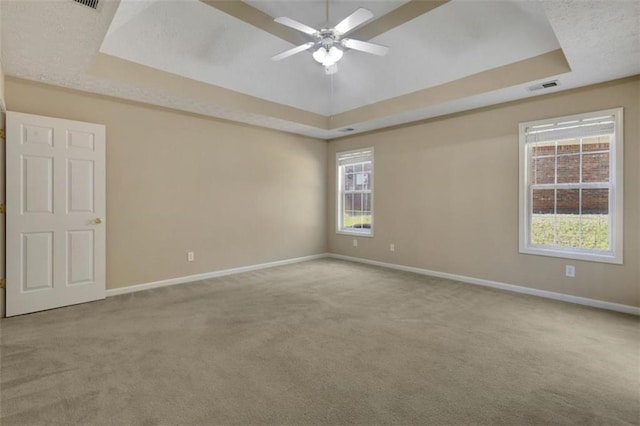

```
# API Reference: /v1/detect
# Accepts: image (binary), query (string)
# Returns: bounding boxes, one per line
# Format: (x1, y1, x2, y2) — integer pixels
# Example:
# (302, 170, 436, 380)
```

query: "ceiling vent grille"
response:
(527, 80, 559, 91)
(73, 0, 99, 10)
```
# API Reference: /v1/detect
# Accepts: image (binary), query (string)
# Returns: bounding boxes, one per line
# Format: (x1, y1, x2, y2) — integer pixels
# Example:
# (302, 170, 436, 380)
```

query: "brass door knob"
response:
(94, 218, 103, 225)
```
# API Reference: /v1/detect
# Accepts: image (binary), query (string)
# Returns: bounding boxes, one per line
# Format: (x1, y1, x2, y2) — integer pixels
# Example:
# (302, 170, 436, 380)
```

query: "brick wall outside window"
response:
(531, 138, 610, 214)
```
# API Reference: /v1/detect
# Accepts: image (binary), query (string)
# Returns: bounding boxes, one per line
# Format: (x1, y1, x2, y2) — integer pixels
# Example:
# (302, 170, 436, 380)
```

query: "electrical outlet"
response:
(187, 251, 195, 262)
(565, 265, 575, 278)
(353, 239, 358, 247)
(390, 243, 395, 252)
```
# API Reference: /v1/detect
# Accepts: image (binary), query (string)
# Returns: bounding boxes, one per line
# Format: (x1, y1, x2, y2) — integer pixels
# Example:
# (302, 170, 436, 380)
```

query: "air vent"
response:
(73, 0, 99, 10)
(527, 80, 559, 91)
(339, 128, 355, 133)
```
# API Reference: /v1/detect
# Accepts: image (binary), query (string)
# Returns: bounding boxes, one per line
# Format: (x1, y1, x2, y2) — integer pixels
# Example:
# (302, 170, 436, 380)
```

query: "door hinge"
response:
(0, 279, 5, 289)
(0, 204, 4, 214)
(0, 129, 4, 139)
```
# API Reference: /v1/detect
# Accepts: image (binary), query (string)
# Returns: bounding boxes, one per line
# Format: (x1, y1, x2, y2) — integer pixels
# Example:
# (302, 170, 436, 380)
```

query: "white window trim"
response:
(518, 108, 623, 264)
(336, 147, 374, 237)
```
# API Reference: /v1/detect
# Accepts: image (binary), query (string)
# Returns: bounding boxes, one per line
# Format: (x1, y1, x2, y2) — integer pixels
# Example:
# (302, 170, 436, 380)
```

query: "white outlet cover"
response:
(565, 265, 575, 277)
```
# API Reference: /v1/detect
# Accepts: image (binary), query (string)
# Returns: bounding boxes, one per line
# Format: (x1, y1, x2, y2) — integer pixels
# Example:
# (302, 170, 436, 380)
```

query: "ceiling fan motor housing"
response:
(318, 29, 339, 49)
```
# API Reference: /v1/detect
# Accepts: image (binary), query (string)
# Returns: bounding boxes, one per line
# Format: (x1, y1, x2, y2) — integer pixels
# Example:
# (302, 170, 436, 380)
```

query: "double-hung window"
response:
(337, 148, 373, 236)
(519, 108, 623, 264)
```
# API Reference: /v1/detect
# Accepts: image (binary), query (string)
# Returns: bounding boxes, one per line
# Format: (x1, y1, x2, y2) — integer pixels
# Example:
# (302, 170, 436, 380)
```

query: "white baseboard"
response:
(328, 253, 640, 316)
(106, 253, 329, 297)
(105, 251, 639, 316)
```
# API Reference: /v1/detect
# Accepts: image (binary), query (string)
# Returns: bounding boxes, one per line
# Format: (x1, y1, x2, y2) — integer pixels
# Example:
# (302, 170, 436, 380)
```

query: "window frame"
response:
(518, 108, 623, 264)
(336, 147, 374, 237)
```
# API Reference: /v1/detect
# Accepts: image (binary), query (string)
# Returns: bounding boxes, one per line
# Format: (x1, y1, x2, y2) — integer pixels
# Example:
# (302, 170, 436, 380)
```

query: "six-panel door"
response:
(6, 112, 106, 316)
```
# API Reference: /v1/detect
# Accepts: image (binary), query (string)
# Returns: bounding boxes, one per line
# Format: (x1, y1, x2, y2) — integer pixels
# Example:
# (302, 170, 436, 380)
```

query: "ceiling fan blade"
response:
(274, 17, 319, 36)
(271, 42, 315, 61)
(334, 8, 374, 36)
(342, 39, 389, 56)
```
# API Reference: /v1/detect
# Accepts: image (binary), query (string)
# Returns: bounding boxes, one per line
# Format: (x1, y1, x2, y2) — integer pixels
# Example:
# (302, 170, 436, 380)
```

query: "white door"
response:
(6, 112, 106, 317)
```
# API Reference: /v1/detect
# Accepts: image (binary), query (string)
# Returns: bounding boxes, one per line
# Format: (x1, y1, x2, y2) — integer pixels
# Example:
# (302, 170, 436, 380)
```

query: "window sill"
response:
(336, 229, 374, 238)
(519, 246, 622, 265)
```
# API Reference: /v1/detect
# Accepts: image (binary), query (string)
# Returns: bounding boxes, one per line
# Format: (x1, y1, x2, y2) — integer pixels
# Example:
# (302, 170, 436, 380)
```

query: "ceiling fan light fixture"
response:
(313, 46, 344, 67)
(328, 46, 343, 63)
(312, 47, 327, 64)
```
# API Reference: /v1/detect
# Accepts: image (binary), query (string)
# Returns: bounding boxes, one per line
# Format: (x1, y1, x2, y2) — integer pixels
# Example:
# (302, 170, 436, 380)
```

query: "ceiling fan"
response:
(271, 6, 389, 75)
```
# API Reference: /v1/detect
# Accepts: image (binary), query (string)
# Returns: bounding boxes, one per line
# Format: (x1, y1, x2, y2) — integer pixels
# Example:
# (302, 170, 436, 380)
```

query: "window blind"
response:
(525, 115, 615, 143)
(338, 149, 372, 166)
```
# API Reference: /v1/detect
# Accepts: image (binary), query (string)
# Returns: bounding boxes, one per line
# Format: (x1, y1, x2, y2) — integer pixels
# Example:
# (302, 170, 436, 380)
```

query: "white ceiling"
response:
(99, 0, 561, 115)
(1, 0, 639, 140)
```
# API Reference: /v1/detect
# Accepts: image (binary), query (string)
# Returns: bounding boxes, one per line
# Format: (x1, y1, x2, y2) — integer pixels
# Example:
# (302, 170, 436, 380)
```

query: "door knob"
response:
(94, 218, 103, 225)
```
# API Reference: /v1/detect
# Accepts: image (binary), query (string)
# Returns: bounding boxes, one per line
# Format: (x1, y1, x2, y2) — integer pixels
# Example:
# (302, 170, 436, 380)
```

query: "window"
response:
(519, 108, 623, 264)
(337, 148, 373, 236)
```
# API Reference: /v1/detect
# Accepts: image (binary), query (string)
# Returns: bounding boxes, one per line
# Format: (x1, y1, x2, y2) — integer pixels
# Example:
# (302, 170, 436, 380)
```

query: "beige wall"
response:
(4, 75, 638, 308)
(1, 4, 6, 317)
(5, 78, 327, 289)
(0, 2, 4, 112)
(0, 66, 5, 112)
(328, 77, 639, 307)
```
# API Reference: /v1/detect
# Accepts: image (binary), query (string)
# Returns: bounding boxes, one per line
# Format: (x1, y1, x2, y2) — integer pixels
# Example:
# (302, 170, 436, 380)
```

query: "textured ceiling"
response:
(1, 0, 639, 140)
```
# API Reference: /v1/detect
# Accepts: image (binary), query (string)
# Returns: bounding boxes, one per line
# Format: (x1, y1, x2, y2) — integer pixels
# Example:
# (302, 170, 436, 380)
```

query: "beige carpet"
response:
(1, 258, 638, 425)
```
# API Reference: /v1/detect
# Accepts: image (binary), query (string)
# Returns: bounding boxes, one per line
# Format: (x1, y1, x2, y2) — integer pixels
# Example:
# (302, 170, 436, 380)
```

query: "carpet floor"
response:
(1, 258, 639, 425)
